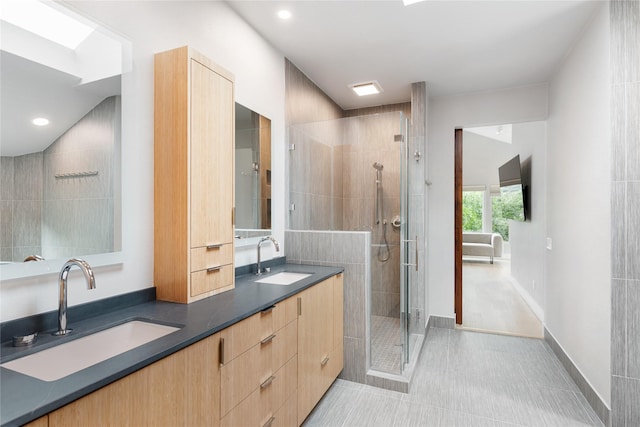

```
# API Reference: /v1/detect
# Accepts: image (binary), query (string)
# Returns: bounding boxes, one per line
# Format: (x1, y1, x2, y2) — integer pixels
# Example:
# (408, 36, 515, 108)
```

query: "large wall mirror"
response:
(235, 103, 272, 246)
(0, 1, 129, 280)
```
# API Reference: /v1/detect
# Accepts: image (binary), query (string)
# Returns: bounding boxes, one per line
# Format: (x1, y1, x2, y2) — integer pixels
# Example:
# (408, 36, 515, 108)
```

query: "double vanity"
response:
(0, 263, 344, 427)
(1, 43, 345, 427)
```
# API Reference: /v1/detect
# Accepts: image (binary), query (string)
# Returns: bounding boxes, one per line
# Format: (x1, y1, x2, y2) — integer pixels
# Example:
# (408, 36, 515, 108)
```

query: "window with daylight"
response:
(462, 190, 483, 232)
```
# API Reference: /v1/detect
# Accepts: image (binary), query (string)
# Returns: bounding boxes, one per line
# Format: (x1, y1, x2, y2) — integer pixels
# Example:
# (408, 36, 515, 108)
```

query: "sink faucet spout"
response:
(256, 236, 280, 276)
(54, 258, 96, 336)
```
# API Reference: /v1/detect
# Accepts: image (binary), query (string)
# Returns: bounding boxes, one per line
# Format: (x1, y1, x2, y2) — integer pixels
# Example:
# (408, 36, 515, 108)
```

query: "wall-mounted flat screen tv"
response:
(498, 154, 526, 221)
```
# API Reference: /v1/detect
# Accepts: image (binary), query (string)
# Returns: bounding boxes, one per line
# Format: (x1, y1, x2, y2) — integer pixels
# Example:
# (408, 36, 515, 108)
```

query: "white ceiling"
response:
(227, 0, 599, 110)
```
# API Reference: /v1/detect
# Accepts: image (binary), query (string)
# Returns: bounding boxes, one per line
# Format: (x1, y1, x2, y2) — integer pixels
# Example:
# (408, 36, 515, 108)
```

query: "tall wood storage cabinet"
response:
(154, 46, 235, 303)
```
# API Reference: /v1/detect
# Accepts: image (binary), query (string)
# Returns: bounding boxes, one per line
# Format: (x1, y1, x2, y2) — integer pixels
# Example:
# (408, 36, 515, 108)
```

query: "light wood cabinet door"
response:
(297, 276, 342, 425)
(190, 57, 234, 249)
(48, 333, 221, 427)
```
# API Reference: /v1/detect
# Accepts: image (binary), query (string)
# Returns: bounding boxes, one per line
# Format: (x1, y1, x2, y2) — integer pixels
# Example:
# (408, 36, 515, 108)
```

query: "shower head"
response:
(373, 162, 384, 171)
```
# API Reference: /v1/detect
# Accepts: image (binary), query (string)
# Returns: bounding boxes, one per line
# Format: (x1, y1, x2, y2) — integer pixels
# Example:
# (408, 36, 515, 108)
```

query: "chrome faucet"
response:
(256, 236, 280, 275)
(53, 258, 96, 336)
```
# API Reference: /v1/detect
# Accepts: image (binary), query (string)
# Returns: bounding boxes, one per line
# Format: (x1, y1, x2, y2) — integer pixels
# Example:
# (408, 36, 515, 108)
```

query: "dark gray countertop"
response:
(0, 263, 342, 427)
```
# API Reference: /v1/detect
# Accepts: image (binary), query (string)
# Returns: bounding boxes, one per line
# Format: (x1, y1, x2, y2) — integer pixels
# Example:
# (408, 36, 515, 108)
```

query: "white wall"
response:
(427, 84, 548, 318)
(508, 122, 547, 318)
(545, 2, 610, 405)
(0, 1, 286, 321)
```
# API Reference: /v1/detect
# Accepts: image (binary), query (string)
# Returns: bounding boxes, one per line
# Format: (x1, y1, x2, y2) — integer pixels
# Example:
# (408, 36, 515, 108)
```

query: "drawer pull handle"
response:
(261, 334, 276, 345)
(321, 356, 330, 366)
(261, 305, 276, 314)
(263, 416, 276, 427)
(219, 338, 225, 366)
(260, 375, 276, 389)
(297, 297, 302, 316)
(206, 244, 224, 249)
(206, 265, 222, 273)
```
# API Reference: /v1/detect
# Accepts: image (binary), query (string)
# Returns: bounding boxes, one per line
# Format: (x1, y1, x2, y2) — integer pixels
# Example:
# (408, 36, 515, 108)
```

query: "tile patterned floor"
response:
(303, 328, 603, 427)
(371, 316, 422, 375)
(371, 315, 403, 374)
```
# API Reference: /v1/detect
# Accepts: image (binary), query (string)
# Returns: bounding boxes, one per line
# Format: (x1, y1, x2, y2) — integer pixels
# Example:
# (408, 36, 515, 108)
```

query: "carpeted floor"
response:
(461, 257, 543, 338)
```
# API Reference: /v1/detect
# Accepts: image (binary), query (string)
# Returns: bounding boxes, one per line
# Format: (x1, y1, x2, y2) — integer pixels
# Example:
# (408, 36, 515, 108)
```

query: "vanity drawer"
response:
(220, 320, 297, 416)
(191, 244, 233, 272)
(220, 357, 297, 427)
(190, 263, 234, 297)
(220, 304, 284, 361)
(272, 393, 297, 427)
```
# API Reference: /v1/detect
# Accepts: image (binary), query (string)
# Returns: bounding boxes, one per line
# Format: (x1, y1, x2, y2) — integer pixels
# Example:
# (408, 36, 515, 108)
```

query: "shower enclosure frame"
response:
(286, 110, 424, 383)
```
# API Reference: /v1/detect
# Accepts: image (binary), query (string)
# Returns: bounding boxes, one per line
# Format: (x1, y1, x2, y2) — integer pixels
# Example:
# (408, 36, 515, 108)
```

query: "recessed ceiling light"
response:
(32, 117, 49, 126)
(277, 10, 292, 20)
(0, 0, 95, 49)
(349, 81, 383, 97)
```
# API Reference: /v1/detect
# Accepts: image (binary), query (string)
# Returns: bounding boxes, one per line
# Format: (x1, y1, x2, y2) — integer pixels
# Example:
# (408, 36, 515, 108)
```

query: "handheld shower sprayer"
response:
(373, 162, 384, 184)
(371, 161, 390, 261)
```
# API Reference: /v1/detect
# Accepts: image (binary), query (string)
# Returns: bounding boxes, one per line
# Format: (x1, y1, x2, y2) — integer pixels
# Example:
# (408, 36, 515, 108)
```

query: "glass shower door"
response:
(399, 115, 412, 370)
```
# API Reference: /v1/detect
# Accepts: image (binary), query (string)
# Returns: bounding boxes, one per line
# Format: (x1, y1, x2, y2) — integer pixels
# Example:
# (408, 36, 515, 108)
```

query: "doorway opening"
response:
(454, 124, 543, 338)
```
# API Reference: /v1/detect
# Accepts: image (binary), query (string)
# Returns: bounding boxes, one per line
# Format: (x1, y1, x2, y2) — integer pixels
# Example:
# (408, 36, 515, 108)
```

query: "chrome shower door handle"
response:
(415, 235, 419, 271)
(401, 236, 419, 271)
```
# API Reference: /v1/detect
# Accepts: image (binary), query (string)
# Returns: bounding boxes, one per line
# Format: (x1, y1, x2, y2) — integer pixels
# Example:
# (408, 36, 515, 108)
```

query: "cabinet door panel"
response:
(297, 275, 343, 425)
(190, 58, 234, 248)
(297, 283, 323, 424)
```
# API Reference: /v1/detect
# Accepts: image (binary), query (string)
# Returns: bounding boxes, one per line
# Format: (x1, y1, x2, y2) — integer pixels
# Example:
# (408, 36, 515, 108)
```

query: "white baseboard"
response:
(509, 276, 544, 322)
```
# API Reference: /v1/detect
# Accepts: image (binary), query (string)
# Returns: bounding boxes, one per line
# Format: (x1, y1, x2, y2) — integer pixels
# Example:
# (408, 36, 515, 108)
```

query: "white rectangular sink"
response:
(255, 272, 312, 285)
(1, 320, 180, 382)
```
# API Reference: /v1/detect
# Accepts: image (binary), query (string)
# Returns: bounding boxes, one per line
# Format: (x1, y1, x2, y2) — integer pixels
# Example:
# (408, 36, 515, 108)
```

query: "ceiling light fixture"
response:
(277, 10, 292, 20)
(0, 0, 95, 49)
(350, 81, 383, 97)
(32, 117, 50, 126)
(402, 0, 426, 6)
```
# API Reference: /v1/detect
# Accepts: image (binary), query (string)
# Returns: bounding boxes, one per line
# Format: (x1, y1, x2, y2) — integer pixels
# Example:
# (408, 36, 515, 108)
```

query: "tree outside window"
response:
(492, 191, 523, 241)
(462, 191, 483, 232)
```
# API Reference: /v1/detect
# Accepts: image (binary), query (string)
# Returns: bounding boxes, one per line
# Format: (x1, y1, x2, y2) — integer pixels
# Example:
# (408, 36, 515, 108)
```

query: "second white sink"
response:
(255, 272, 312, 285)
(1, 320, 180, 382)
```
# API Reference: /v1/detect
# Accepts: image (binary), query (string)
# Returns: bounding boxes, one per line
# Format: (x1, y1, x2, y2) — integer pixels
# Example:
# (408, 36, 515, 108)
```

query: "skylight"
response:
(0, 0, 95, 49)
(465, 124, 513, 144)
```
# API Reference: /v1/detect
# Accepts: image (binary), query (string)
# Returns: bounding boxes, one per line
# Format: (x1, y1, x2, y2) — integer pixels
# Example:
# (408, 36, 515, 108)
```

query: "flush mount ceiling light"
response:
(350, 81, 383, 97)
(32, 117, 50, 126)
(402, 0, 427, 5)
(277, 10, 292, 20)
(0, 0, 95, 49)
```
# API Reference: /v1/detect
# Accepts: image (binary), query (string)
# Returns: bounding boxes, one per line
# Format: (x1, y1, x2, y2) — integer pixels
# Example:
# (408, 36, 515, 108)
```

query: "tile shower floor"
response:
(303, 327, 603, 427)
(371, 315, 420, 374)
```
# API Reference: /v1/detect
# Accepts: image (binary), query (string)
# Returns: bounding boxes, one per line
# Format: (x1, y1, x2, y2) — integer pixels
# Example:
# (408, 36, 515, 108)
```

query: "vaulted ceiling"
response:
(228, 1, 599, 110)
